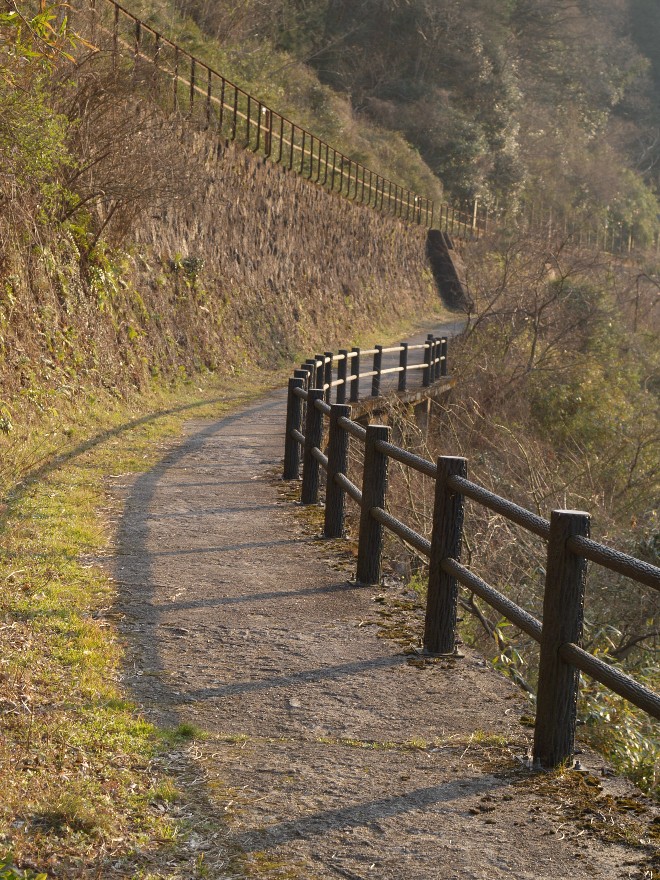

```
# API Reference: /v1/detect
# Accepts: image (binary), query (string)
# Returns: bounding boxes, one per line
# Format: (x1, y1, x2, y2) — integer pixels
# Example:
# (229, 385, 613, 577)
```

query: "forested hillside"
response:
(176, 0, 660, 244)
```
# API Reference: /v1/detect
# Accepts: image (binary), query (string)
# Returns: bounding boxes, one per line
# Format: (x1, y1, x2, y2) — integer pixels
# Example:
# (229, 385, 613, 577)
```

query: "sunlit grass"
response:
(0, 368, 280, 877)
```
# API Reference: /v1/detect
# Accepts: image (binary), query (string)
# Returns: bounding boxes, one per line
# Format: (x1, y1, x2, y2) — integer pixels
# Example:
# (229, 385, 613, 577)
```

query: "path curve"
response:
(111, 323, 651, 879)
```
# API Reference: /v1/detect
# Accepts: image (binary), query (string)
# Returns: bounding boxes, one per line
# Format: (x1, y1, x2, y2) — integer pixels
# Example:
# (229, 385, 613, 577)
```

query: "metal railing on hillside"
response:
(282, 346, 660, 770)
(68, 0, 485, 237)
(67, 2, 658, 253)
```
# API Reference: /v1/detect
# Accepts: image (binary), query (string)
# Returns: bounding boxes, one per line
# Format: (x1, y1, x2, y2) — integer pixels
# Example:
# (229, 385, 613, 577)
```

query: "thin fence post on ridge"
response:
(372, 345, 383, 397)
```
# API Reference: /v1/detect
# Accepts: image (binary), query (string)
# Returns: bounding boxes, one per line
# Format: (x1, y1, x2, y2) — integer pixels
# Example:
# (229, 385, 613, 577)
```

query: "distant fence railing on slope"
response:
(66, 2, 658, 253)
(67, 0, 486, 238)
(282, 345, 660, 769)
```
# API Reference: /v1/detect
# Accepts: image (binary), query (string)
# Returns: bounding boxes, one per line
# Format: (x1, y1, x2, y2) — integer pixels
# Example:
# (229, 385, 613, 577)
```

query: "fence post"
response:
(297, 365, 312, 425)
(231, 86, 238, 140)
(324, 404, 351, 539)
(134, 19, 141, 68)
(283, 378, 305, 480)
(277, 115, 284, 162)
(322, 144, 329, 185)
(255, 102, 262, 152)
(372, 345, 383, 397)
(324, 352, 333, 403)
(424, 456, 467, 654)
(337, 350, 348, 404)
(350, 347, 361, 402)
(301, 389, 325, 505)
(112, 3, 119, 72)
(218, 78, 226, 133)
(422, 339, 432, 387)
(356, 425, 391, 584)
(440, 337, 448, 377)
(426, 334, 436, 384)
(398, 342, 408, 392)
(533, 510, 590, 768)
(434, 337, 442, 380)
(314, 354, 325, 389)
(205, 67, 212, 126)
(189, 57, 196, 117)
(304, 358, 317, 390)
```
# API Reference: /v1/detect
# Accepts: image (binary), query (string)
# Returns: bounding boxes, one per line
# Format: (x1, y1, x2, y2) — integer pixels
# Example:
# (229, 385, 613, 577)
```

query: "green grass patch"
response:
(0, 367, 284, 878)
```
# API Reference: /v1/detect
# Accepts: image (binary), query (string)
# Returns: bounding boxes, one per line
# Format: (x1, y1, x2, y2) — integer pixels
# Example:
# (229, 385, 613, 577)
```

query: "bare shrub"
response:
(56, 57, 202, 247)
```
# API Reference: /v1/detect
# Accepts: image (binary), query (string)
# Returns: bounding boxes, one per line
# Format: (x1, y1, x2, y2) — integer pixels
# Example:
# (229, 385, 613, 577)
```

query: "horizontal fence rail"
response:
(67, 0, 486, 238)
(282, 346, 660, 769)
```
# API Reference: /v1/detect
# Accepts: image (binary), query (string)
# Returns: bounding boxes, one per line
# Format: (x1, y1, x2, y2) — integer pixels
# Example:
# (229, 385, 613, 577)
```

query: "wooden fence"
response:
(282, 342, 660, 769)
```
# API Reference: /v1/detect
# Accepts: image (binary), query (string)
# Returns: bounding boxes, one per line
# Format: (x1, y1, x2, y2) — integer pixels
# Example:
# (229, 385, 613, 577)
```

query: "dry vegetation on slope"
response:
(372, 233, 660, 797)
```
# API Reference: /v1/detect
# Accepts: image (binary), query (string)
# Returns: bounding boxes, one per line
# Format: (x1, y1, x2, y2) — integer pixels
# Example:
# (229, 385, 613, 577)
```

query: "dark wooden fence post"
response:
(398, 342, 408, 392)
(356, 425, 391, 584)
(314, 354, 325, 390)
(533, 510, 590, 768)
(426, 334, 436, 384)
(434, 337, 442, 380)
(440, 337, 448, 377)
(301, 389, 325, 505)
(324, 404, 351, 538)
(424, 456, 468, 653)
(337, 350, 348, 404)
(324, 352, 333, 403)
(297, 365, 311, 425)
(422, 340, 432, 387)
(304, 358, 316, 382)
(372, 345, 383, 397)
(350, 347, 361, 402)
(283, 377, 305, 480)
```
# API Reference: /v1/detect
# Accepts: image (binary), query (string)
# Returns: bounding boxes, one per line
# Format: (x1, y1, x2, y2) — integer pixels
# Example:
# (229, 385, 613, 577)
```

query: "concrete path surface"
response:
(110, 324, 657, 879)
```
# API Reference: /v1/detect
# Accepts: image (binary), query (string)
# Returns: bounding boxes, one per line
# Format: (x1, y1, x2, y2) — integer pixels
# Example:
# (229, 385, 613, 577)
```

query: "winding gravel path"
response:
(110, 324, 656, 879)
